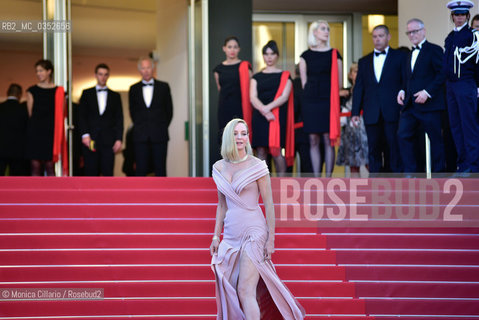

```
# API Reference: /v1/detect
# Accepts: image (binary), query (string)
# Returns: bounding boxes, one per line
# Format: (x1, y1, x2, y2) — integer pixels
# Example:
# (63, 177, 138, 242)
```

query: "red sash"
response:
(268, 71, 295, 167)
(53, 86, 68, 176)
(239, 61, 252, 141)
(294, 122, 303, 129)
(330, 49, 340, 146)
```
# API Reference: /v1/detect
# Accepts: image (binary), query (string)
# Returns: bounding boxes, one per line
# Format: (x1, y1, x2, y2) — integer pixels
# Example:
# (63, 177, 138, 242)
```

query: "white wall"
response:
(156, 0, 189, 177)
(398, 0, 479, 48)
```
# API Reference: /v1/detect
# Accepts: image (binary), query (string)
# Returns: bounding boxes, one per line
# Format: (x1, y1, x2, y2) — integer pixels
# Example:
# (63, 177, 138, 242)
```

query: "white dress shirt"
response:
(373, 46, 389, 83)
(398, 40, 431, 100)
(82, 86, 108, 139)
(411, 38, 426, 72)
(96, 85, 108, 116)
(142, 80, 154, 108)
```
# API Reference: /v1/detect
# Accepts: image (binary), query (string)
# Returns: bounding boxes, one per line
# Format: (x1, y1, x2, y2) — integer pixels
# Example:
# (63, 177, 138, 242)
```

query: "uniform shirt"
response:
(444, 24, 479, 84)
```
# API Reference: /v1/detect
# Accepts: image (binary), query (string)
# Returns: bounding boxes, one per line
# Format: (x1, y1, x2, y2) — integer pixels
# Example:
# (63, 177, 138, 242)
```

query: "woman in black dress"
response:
(213, 36, 252, 136)
(250, 40, 292, 176)
(299, 20, 343, 177)
(26, 59, 57, 176)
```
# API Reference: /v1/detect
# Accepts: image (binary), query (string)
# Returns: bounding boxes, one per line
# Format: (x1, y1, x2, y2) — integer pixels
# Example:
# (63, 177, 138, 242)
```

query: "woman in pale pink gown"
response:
(210, 118, 305, 319)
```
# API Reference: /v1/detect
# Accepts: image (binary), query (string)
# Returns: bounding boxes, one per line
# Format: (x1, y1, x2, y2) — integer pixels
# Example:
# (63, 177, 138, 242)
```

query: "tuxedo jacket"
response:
(0, 99, 28, 158)
(79, 87, 124, 146)
(401, 41, 446, 112)
(128, 80, 173, 143)
(352, 48, 407, 125)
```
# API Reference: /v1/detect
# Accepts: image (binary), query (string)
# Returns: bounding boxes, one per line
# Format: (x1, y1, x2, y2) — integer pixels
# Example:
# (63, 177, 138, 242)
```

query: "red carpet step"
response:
(0, 177, 478, 319)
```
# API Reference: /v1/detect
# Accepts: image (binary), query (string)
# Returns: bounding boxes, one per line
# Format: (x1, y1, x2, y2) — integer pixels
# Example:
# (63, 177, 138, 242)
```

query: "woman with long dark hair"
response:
(250, 40, 295, 176)
(214, 36, 252, 136)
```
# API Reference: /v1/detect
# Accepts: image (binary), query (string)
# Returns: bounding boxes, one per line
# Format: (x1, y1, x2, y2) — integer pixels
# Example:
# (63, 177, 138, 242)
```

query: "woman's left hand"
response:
(264, 239, 275, 260)
(210, 238, 220, 256)
(261, 105, 271, 115)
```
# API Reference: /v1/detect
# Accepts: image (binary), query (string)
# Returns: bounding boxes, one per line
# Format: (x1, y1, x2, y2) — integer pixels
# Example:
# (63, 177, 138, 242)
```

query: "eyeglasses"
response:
(405, 28, 423, 36)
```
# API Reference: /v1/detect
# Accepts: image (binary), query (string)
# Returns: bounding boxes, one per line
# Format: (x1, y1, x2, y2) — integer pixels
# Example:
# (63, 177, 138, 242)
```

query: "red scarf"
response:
(268, 71, 295, 167)
(329, 49, 340, 146)
(53, 86, 68, 176)
(239, 61, 252, 141)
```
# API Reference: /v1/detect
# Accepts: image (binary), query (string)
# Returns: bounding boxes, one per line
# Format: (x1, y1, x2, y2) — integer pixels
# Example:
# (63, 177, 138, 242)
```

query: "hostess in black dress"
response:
(213, 62, 244, 133)
(25, 85, 56, 160)
(300, 49, 342, 134)
(251, 72, 288, 148)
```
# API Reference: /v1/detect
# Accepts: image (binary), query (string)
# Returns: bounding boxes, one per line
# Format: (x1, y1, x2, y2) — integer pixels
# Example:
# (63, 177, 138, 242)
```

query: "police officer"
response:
(444, 0, 479, 175)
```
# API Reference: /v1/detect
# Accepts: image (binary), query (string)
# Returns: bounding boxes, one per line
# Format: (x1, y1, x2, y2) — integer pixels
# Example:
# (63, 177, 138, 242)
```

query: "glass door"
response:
(252, 14, 352, 87)
(252, 14, 353, 177)
(252, 21, 296, 75)
(188, 0, 209, 177)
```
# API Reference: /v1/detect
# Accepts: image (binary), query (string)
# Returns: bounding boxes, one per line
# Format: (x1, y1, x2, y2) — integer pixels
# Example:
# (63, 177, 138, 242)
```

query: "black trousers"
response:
(397, 107, 445, 173)
(135, 140, 168, 176)
(365, 115, 403, 174)
(82, 144, 115, 176)
(0, 158, 29, 176)
(447, 80, 479, 172)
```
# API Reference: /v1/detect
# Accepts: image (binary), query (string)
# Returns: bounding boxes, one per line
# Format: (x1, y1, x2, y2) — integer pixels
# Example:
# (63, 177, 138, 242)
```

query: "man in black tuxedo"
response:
(129, 57, 173, 176)
(0, 84, 29, 175)
(352, 24, 407, 174)
(79, 63, 124, 176)
(397, 19, 446, 174)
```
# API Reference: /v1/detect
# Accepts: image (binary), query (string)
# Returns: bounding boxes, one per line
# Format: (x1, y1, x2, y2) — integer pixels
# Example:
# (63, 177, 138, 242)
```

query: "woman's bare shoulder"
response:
(213, 159, 225, 172)
(248, 155, 266, 165)
(246, 156, 269, 174)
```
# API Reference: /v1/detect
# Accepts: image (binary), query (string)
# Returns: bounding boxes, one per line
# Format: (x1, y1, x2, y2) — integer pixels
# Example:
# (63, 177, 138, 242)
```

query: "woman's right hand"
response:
(351, 116, 360, 128)
(264, 112, 275, 122)
(210, 238, 220, 256)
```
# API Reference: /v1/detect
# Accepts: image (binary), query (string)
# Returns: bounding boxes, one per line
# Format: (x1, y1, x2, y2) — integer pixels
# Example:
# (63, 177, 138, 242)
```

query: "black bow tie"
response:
(97, 88, 107, 92)
(374, 51, 386, 56)
(142, 83, 153, 87)
(412, 46, 421, 51)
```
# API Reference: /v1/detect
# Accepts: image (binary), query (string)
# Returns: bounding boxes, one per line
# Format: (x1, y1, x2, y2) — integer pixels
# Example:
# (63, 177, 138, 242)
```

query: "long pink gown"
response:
(212, 158, 305, 319)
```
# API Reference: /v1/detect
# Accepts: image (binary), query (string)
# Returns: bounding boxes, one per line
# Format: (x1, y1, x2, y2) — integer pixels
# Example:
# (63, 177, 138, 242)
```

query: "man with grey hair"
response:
(397, 18, 446, 174)
(128, 57, 173, 176)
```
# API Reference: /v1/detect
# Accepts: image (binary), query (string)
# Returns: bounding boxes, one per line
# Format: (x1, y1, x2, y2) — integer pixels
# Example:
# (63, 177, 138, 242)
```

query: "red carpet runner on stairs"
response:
(0, 177, 478, 319)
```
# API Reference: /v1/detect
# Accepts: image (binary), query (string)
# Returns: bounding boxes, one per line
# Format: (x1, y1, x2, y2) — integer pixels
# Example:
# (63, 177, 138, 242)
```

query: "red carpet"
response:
(0, 177, 478, 319)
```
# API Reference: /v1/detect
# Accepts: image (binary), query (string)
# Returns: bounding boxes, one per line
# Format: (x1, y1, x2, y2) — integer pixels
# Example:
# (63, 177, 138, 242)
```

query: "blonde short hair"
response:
(221, 118, 252, 161)
(308, 20, 330, 48)
(137, 56, 155, 70)
(348, 62, 358, 85)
